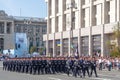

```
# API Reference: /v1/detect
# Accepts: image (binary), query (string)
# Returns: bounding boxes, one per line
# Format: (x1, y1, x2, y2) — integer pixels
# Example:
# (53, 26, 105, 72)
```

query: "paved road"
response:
(0, 67, 120, 80)
(0, 61, 3, 67)
(0, 61, 120, 80)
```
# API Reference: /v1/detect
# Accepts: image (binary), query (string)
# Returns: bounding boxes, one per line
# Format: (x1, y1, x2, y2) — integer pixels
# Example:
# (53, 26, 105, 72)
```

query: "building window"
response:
(63, 39, 68, 56)
(92, 35, 101, 55)
(0, 38, 4, 50)
(81, 36, 89, 56)
(55, 40, 60, 56)
(42, 27, 46, 34)
(106, 1, 110, 23)
(7, 22, 11, 34)
(0, 22, 4, 34)
(72, 37, 78, 53)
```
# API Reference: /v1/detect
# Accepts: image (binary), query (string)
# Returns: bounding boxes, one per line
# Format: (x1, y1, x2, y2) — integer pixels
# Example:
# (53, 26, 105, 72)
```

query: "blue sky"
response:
(0, 0, 47, 18)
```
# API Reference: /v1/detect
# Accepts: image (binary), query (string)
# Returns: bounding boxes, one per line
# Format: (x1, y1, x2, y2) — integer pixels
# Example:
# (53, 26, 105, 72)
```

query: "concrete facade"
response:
(43, 0, 120, 57)
(0, 10, 47, 53)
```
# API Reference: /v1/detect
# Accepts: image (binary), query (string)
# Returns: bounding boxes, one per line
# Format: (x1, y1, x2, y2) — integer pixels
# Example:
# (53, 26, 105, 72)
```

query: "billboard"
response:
(15, 33, 28, 57)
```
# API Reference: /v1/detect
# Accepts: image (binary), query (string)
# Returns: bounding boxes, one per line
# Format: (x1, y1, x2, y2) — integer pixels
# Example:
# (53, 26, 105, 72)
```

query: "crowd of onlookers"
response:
(96, 57, 120, 71)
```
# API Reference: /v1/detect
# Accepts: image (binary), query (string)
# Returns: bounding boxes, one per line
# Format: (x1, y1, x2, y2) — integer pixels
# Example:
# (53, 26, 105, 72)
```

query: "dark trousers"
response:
(66, 67, 70, 76)
(90, 67, 98, 77)
(83, 67, 90, 77)
(108, 65, 112, 71)
(99, 63, 102, 70)
(73, 67, 78, 77)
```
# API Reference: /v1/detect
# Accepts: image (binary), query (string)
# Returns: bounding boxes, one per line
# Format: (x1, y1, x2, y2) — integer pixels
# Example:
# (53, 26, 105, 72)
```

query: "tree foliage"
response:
(110, 24, 120, 57)
(30, 46, 37, 54)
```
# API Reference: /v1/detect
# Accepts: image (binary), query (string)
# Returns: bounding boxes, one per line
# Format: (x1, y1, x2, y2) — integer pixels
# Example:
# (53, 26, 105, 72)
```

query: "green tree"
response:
(109, 24, 120, 57)
(113, 24, 120, 47)
(30, 46, 37, 54)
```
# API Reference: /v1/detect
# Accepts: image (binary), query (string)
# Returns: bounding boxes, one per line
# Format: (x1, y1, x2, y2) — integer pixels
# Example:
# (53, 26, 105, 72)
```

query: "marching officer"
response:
(90, 57, 98, 77)
(83, 57, 90, 78)
(66, 57, 72, 76)
(73, 58, 79, 77)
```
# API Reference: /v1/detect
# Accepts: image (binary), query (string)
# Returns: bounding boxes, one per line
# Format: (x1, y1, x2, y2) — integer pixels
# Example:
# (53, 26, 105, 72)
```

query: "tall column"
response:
(101, 25, 104, 57)
(53, 33, 56, 57)
(78, 29, 81, 56)
(115, 0, 117, 21)
(68, 31, 71, 57)
(89, 27, 92, 56)
(68, 0, 73, 57)
(89, 0, 93, 56)
(117, 0, 120, 21)
(60, 32, 63, 56)
(4, 21, 7, 34)
(79, 0, 82, 28)
(11, 21, 14, 33)
(102, 0, 106, 24)
(46, 0, 50, 57)
(60, 0, 64, 57)
(46, 35, 49, 57)
(90, 0, 93, 26)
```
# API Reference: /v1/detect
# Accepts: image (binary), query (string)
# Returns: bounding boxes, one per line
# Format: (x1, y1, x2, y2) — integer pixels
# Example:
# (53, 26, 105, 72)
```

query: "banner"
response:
(15, 33, 28, 57)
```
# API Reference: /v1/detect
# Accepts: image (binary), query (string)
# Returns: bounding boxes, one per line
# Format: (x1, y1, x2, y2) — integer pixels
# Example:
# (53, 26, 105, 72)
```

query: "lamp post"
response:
(24, 19, 32, 55)
(68, 1, 77, 57)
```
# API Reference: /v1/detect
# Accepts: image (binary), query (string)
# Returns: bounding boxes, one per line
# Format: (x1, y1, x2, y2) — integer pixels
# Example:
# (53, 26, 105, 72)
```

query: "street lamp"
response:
(67, 1, 77, 57)
(24, 18, 32, 55)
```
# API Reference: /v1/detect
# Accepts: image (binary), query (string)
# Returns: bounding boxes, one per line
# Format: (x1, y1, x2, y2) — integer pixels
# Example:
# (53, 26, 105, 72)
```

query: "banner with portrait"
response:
(15, 33, 28, 57)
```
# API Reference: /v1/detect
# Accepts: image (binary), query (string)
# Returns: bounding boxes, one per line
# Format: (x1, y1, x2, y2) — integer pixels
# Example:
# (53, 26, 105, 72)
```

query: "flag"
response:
(75, 45, 79, 58)
(57, 41, 61, 46)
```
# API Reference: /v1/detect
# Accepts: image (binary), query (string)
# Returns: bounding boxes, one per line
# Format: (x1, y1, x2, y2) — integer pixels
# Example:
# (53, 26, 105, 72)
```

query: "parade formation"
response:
(3, 56, 120, 78)
(2, 57, 98, 78)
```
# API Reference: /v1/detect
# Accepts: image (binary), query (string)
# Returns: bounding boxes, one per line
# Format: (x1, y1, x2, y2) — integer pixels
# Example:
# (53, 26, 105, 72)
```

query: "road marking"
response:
(99, 73, 120, 78)
(91, 77, 111, 80)
(48, 77, 62, 80)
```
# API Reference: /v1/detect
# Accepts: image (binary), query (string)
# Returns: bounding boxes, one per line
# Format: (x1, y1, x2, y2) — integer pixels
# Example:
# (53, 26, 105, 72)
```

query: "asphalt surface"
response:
(0, 61, 120, 80)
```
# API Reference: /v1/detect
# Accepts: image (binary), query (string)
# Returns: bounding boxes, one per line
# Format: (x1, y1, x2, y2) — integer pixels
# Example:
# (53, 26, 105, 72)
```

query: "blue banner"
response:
(15, 33, 28, 57)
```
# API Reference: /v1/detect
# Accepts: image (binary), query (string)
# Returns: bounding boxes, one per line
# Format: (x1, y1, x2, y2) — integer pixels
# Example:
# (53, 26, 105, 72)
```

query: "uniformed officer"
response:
(66, 57, 72, 76)
(32, 58, 38, 74)
(73, 58, 79, 77)
(51, 58, 55, 74)
(37, 58, 41, 74)
(90, 57, 98, 77)
(83, 57, 90, 78)
(29, 58, 33, 74)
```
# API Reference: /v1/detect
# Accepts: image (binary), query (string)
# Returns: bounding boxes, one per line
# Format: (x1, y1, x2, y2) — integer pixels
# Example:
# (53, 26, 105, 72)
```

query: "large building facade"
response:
(43, 0, 120, 57)
(0, 10, 47, 54)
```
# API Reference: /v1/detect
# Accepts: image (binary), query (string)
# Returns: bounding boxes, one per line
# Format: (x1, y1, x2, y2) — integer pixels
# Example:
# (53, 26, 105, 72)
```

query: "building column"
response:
(78, 29, 81, 56)
(53, 33, 56, 57)
(11, 21, 14, 33)
(46, 35, 49, 57)
(60, 32, 63, 56)
(68, 31, 71, 57)
(101, 25, 104, 57)
(115, 0, 117, 21)
(79, 0, 82, 28)
(46, 0, 50, 57)
(89, 27, 92, 56)
(102, 0, 106, 24)
(90, 0, 93, 26)
(4, 21, 7, 34)
(89, 0, 94, 56)
(117, 0, 120, 21)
